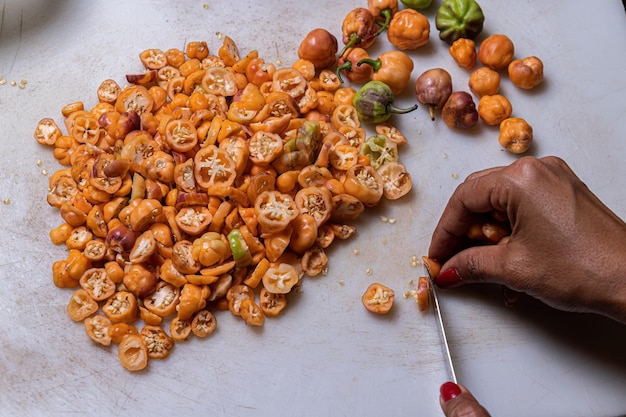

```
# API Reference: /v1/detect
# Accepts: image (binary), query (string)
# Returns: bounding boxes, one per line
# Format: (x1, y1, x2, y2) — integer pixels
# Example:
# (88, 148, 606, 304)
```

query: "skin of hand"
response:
(440, 382, 491, 417)
(428, 156, 626, 324)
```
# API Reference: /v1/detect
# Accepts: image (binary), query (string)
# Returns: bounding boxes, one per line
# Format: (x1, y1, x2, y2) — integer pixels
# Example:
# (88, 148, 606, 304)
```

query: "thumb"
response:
(435, 244, 508, 288)
(440, 382, 491, 417)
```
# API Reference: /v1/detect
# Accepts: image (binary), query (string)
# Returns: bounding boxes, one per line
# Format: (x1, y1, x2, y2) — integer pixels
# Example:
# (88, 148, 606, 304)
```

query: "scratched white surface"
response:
(0, 0, 625, 416)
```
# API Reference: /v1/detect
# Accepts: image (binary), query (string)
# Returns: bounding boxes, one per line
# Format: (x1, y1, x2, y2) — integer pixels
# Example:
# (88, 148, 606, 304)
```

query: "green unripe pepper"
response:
(274, 120, 321, 173)
(400, 0, 433, 10)
(227, 229, 252, 268)
(435, 0, 485, 45)
(353, 80, 418, 124)
(360, 134, 399, 170)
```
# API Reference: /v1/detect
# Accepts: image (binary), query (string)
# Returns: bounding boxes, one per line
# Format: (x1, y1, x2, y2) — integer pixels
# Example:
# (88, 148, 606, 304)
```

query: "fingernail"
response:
(440, 381, 462, 402)
(435, 268, 463, 288)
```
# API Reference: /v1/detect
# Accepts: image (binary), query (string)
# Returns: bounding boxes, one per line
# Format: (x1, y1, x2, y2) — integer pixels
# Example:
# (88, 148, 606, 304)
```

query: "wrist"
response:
(595, 226, 626, 324)
(604, 263, 626, 324)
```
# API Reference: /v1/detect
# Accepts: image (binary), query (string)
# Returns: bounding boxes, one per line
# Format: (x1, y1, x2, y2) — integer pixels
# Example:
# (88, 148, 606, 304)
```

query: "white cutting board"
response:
(1, 1, 625, 416)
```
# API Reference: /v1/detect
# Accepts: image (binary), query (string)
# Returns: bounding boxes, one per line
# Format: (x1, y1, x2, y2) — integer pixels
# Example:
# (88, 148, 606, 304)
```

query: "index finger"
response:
(428, 166, 508, 262)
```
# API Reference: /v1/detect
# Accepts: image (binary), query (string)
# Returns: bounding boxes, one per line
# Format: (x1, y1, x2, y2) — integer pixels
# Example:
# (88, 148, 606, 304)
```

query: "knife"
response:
(424, 266, 458, 384)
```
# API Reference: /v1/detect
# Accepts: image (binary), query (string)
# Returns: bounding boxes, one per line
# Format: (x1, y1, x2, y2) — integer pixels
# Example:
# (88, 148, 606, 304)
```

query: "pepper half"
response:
(227, 229, 253, 268)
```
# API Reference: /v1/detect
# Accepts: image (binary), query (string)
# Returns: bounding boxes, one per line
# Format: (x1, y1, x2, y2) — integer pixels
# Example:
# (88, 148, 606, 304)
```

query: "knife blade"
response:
(424, 266, 458, 384)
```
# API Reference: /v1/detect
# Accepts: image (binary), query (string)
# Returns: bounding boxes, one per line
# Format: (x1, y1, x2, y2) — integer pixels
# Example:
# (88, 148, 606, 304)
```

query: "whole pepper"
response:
(367, 0, 399, 35)
(336, 47, 373, 84)
(498, 117, 533, 154)
(357, 50, 414, 95)
(435, 0, 485, 45)
(353, 80, 418, 124)
(387, 8, 430, 50)
(297, 28, 339, 70)
(339, 8, 380, 58)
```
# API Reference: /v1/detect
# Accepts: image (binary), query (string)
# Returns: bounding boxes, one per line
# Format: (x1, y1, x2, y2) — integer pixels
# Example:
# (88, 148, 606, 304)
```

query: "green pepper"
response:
(272, 120, 321, 173)
(400, 0, 433, 10)
(352, 80, 418, 124)
(435, 0, 485, 45)
(360, 134, 399, 170)
(227, 229, 252, 268)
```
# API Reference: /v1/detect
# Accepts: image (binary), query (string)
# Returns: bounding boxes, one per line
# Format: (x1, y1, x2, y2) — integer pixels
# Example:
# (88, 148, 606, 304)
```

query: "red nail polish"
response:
(440, 381, 462, 402)
(435, 268, 463, 288)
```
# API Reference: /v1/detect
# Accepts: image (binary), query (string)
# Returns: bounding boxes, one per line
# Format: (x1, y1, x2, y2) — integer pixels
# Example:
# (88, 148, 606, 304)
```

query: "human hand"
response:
(439, 382, 491, 417)
(428, 156, 626, 323)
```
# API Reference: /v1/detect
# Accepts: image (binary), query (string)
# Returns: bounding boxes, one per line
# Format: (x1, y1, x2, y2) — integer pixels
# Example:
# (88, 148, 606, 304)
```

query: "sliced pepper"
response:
(227, 229, 253, 268)
(359, 134, 399, 170)
(262, 263, 299, 294)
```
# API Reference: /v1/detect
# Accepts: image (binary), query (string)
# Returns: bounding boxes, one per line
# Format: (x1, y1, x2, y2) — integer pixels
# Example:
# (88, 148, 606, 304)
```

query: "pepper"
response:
(508, 56, 544, 89)
(297, 28, 338, 70)
(387, 9, 430, 50)
(435, 0, 485, 45)
(336, 47, 373, 84)
(359, 134, 399, 170)
(339, 8, 379, 58)
(353, 81, 418, 124)
(400, 0, 432, 9)
(227, 229, 252, 268)
(272, 121, 322, 173)
(498, 117, 533, 154)
(357, 50, 414, 95)
(367, 0, 399, 35)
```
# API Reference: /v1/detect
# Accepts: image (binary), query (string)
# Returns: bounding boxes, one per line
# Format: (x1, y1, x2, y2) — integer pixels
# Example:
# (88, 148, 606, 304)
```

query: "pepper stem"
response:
(429, 105, 435, 121)
(335, 61, 353, 84)
(374, 9, 392, 36)
(390, 104, 419, 115)
(338, 33, 361, 59)
(356, 57, 382, 72)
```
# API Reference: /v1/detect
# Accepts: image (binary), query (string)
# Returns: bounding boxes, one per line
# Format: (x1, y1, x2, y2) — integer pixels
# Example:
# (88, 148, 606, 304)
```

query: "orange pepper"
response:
(508, 56, 544, 89)
(336, 47, 372, 84)
(449, 38, 477, 70)
(387, 9, 430, 50)
(339, 7, 379, 58)
(333, 87, 357, 107)
(468, 67, 500, 97)
(477, 34, 515, 70)
(477, 94, 512, 126)
(367, 0, 399, 34)
(498, 117, 533, 154)
(357, 50, 414, 95)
